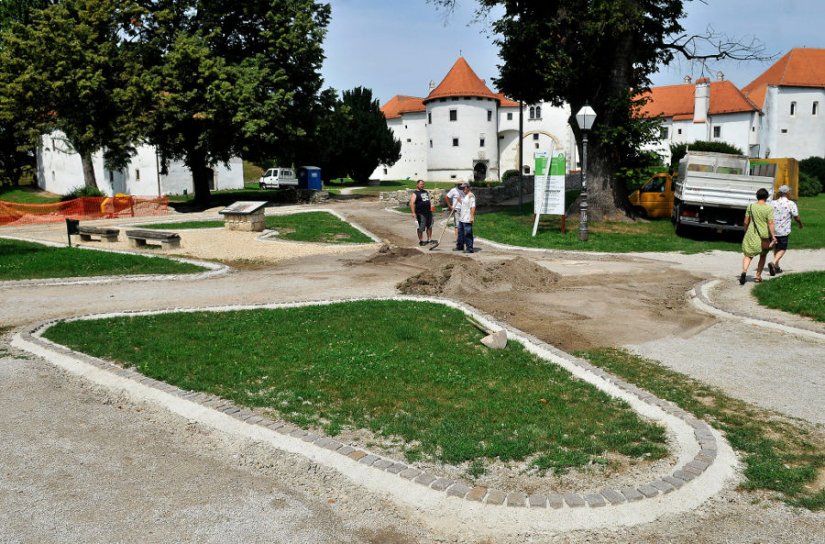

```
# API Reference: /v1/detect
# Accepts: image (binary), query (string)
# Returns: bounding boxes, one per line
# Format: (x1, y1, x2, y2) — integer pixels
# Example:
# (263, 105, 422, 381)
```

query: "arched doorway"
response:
(473, 161, 488, 182)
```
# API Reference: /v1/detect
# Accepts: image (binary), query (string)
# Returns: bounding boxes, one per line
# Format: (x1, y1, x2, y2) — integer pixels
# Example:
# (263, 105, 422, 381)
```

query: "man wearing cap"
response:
(456, 182, 476, 253)
(769, 184, 804, 276)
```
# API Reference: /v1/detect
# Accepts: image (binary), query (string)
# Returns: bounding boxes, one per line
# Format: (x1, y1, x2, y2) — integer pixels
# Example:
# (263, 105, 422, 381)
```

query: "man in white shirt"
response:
(443, 182, 463, 248)
(769, 184, 804, 275)
(456, 182, 476, 253)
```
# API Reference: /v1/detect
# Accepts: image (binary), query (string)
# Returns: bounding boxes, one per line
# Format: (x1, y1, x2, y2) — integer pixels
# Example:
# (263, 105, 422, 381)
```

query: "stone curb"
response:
(690, 279, 825, 342)
(12, 296, 735, 514)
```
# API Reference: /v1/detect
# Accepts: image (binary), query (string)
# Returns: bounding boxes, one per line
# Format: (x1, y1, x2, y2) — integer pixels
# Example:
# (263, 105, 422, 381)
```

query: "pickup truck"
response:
(672, 151, 777, 234)
(259, 167, 297, 189)
(628, 172, 675, 218)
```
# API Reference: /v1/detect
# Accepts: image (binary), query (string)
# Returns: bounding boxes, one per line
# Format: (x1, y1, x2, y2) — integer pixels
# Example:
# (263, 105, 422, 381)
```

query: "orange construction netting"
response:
(0, 196, 170, 227)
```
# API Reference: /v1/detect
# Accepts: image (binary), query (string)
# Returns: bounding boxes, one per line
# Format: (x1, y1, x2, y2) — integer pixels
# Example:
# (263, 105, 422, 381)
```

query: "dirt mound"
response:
(363, 244, 422, 264)
(397, 256, 560, 297)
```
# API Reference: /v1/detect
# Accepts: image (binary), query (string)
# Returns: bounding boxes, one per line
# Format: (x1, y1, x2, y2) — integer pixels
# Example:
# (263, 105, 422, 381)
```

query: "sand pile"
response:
(397, 256, 560, 296)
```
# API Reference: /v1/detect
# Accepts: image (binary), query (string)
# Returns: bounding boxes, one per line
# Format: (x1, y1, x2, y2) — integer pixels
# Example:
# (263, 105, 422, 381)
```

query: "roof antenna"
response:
(459, 49, 462, 57)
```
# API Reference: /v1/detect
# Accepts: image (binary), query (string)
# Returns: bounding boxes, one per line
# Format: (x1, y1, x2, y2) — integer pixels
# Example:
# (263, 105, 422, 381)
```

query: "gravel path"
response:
(1, 199, 824, 542)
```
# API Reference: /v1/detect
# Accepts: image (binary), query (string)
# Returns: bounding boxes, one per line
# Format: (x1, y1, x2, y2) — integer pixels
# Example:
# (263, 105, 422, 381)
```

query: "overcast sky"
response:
(320, 0, 823, 105)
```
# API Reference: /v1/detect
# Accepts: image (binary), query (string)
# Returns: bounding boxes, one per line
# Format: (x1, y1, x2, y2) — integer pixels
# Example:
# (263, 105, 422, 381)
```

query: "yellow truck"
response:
(628, 155, 799, 229)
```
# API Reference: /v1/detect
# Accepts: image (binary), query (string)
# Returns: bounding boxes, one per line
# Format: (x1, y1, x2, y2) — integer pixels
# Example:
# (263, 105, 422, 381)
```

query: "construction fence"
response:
(0, 196, 170, 227)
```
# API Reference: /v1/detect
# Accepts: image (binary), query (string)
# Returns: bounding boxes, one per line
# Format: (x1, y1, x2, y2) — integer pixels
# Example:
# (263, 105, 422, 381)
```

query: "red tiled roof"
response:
(381, 95, 425, 119)
(424, 57, 499, 103)
(496, 92, 520, 107)
(637, 80, 759, 119)
(743, 48, 825, 108)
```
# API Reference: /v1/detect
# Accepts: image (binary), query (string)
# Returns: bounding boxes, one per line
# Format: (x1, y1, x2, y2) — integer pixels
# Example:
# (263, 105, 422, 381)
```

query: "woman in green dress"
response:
(740, 187, 777, 285)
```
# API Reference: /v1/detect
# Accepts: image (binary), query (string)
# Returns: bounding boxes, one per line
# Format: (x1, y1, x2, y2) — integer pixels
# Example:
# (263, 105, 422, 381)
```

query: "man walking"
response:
(410, 179, 433, 246)
(456, 182, 476, 253)
(769, 184, 804, 275)
(443, 181, 463, 248)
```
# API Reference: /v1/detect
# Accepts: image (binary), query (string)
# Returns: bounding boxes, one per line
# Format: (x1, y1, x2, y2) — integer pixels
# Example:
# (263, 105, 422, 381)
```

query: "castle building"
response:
(372, 57, 577, 182)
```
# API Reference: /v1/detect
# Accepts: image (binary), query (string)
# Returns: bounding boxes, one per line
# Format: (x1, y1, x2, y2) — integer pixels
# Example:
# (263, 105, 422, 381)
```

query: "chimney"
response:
(428, 80, 436, 92)
(716, 71, 725, 81)
(684, 75, 692, 84)
(694, 78, 710, 123)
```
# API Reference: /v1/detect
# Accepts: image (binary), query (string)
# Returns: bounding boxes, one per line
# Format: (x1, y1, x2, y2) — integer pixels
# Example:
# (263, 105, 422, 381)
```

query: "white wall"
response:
(371, 113, 427, 181)
(36, 133, 107, 195)
(426, 97, 499, 181)
(763, 86, 825, 159)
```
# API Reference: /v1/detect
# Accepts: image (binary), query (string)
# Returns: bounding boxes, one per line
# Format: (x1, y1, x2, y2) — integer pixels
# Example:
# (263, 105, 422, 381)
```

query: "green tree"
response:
(669, 140, 743, 167)
(134, 0, 331, 205)
(0, 0, 145, 189)
(431, 0, 767, 219)
(310, 87, 401, 183)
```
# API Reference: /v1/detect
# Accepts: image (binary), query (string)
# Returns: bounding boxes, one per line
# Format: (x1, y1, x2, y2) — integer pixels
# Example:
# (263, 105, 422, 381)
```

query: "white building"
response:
(36, 132, 244, 197)
(642, 48, 825, 163)
(373, 57, 577, 182)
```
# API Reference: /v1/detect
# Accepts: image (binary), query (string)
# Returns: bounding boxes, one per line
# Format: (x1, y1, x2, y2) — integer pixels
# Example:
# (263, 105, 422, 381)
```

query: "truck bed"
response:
(674, 171, 774, 209)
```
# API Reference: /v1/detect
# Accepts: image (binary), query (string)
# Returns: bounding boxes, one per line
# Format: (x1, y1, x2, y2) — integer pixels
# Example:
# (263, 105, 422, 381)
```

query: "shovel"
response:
(429, 208, 456, 250)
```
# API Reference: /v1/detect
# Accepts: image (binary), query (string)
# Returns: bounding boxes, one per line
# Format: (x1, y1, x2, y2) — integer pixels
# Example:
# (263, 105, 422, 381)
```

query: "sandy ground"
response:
(1, 198, 824, 542)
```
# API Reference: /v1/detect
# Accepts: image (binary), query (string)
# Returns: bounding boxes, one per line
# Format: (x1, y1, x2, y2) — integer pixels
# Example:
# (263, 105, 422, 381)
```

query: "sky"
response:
(320, 0, 825, 106)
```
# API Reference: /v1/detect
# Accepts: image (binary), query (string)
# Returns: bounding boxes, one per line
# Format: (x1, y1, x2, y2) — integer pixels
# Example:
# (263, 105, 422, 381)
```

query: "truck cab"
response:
(259, 167, 297, 189)
(628, 172, 674, 218)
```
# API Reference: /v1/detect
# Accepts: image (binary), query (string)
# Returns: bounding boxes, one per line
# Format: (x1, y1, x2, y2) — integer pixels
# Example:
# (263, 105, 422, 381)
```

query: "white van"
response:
(259, 167, 297, 189)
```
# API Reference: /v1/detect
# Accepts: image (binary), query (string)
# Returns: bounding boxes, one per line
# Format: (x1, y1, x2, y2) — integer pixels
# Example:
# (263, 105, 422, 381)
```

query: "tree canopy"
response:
(431, 0, 767, 218)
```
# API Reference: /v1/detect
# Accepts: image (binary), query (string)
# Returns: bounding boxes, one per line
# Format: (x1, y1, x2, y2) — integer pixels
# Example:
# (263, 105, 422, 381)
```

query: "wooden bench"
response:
(78, 225, 120, 243)
(125, 229, 181, 250)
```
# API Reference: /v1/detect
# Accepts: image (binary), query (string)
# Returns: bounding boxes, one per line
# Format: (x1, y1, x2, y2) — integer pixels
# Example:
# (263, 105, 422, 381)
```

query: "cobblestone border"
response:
(0, 234, 230, 289)
(12, 295, 737, 526)
(690, 279, 825, 342)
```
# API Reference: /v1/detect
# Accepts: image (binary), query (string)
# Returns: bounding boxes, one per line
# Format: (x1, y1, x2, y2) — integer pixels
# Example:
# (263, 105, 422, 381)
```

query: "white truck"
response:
(259, 167, 297, 189)
(671, 151, 775, 234)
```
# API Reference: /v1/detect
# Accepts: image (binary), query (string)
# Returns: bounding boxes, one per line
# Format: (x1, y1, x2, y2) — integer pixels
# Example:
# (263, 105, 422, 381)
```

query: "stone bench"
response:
(125, 229, 181, 250)
(78, 225, 120, 243)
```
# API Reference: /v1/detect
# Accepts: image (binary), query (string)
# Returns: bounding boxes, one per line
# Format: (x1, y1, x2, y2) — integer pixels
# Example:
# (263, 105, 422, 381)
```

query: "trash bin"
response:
(298, 166, 322, 191)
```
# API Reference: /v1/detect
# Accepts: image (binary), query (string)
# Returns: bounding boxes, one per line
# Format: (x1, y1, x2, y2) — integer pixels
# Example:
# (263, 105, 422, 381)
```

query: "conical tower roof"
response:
(424, 57, 499, 103)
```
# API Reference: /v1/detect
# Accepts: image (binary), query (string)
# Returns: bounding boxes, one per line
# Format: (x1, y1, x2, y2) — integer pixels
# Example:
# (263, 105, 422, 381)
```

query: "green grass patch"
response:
(581, 348, 825, 510)
(788, 194, 825, 249)
(752, 271, 825, 322)
(42, 300, 669, 474)
(0, 238, 205, 280)
(265, 212, 372, 244)
(350, 180, 456, 195)
(0, 186, 61, 204)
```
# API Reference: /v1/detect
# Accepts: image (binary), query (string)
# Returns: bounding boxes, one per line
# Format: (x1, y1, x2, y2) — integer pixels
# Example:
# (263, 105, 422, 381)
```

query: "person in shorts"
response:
(409, 179, 433, 246)
(443, 181, 463, 247)
(769, 184, 804, 275)
(456, 182, 476, 253)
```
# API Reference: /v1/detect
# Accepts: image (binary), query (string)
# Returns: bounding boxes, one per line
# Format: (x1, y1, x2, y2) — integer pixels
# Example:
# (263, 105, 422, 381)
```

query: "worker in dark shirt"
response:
(409, 179, 434, 246)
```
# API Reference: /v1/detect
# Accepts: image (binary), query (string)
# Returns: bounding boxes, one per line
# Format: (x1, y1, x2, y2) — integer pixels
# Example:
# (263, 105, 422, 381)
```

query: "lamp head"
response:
(575, 105, 597, 131)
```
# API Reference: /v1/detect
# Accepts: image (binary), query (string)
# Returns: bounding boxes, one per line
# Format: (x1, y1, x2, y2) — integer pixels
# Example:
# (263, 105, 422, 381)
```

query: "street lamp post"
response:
(575, 105, 596, 241)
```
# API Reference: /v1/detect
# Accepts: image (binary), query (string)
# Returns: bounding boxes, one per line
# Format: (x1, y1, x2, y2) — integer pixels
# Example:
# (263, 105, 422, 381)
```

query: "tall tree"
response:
(431, 0, 767, 218)
(0, 0, 145, 189)
(309, 87, 401, 183)
(134, 0, 331, 206)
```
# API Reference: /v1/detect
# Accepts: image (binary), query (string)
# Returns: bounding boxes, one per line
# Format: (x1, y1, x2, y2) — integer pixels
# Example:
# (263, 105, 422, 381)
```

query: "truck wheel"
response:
(634, 206, 648, 219)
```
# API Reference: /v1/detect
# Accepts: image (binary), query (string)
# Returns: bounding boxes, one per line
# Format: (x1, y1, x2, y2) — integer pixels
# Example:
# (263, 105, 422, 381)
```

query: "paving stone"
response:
(466, 486, 488, 502)
(277, 425, 295, 434)
(447, 484, 471, 498)
(637, 484, 659, 498)
(651, 480, 676, 494)
(289, 429, 307, 438)
(358, 454, 379, 466)
(506, 492, 526, 507)
(265, 422, 285, 431)
(431, 478, 454, 491)
(337, 446, 355, 456)
(348, 450, 367, 461)
(585, 494, 606, 507)
(386, 463, 407, 474)
(246, 416, 265, 425)
(546, 494, 564, 509)
(600, 489, 626, 505)
(687, 459, 710, 472)
(372, 459, 394, 470)
(563, 493, 585, 507)
(620, 487, 644, 502)
(673, 469, 696, 482)
(301, 432, 320, 443)
(528, 494, 547, 508)
(414, 473, 436, 487)
(322, 440, 343, 452)
(663, 476, 685, 489)
(314, 437, 333, 448)
(485, 490, 507, 506)
(221, 406, 240, 415)
(683, 465, 703, 477)
(399, 468, 422, 480)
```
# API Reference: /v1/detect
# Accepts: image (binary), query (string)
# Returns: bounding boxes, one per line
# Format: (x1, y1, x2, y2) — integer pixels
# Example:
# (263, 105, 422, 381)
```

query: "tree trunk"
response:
(189, 150, 212, 207)
(80, 151, 98, 189)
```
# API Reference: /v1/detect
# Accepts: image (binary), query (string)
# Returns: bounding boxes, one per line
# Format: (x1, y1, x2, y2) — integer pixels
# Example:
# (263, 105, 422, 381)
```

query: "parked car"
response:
(259, 167, 297, 189)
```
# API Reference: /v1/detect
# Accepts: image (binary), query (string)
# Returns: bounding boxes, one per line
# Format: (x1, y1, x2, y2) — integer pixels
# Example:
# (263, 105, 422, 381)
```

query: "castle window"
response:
(406, 138, 411, 143)
(535, 106, 541, 118)
(533, 133, 539, 140)
(487, 110, 492, 121)
(507, 112, 513, 121)
(452, 138, 459, 147)
(523, 166, 531, 174)
(529, 106, 535, 119)
(659, 127, 668, 139)
(383, 168, 388, 174)
(790, 101, 797, 116)
(449, 109, 457, 121)
(713, 126, 721, 138)
(480, 138, 485, 147)
(677, 128, 682, 135)
(535, 143, 539, 149)
(135, 169, 140, 181)
(429, 139, 433, 148)
(428, 112, 432, 124)
(813, 101, 819, 115)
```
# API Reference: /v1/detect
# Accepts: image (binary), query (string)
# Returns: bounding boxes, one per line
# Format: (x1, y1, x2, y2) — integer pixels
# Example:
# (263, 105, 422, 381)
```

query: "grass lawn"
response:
(478, 194, 825, 253)
(0, 186, 62, 204)
(137, 212, 372, 244)
(0, 238, 205, 280)
(582, 348, 825, 510)
(42, 300, 668, 476)
(349, 180, 457, 195)
(752, 271, 825, 322)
